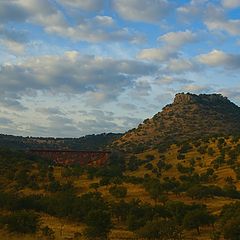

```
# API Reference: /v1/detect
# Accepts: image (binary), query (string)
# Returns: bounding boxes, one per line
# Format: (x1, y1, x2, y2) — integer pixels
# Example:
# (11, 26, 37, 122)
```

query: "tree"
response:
(3, 210, 39, 233)
(144, 179, 163, 204)
(41, 226, 55, 239)
(89, 183, 100, 191)
(84, 209, 112, 239)
(136, 218, 183, 240)
(223, 218, 240, 240)
(183, 209, 215, 234)
(166, 201, 189, 225)
(111, 200, 129, 222)
(109, 185, 127, 198)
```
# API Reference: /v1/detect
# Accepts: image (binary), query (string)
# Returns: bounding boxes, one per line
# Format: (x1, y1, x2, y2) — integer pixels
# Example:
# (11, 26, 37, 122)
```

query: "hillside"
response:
(0, 132, 122, 150)
(113, 93, 240, 153)
(1, 135, 240, 239)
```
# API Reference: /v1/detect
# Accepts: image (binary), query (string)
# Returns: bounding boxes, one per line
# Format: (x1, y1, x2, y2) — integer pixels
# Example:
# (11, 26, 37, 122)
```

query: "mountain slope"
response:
(113, 93, 240, 152)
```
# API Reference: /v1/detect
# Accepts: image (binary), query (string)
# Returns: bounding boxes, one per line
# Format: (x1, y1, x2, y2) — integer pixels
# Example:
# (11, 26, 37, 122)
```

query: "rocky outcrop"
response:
(173, 93, 231, 105)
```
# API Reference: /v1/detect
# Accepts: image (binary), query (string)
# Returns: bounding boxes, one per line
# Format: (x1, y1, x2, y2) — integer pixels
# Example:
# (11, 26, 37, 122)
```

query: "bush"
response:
(183, 209, 215, 234)
(136, 219, 182, 240)
(223, 218, 240, 240)
(109, 185, 127, 198)
(84, 209, 112, 239)
(41, 226, 55, 239)
(3, 210, 39, 233)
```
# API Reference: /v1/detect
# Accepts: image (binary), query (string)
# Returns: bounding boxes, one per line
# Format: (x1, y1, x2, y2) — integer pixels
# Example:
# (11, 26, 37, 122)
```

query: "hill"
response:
(113, 93, 240, 153)
(0, 132, 122, 150)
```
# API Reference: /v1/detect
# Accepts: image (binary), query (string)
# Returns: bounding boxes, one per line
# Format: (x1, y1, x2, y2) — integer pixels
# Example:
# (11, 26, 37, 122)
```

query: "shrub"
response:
(109, 185, 127, 198)
(3, 210, 39, 233)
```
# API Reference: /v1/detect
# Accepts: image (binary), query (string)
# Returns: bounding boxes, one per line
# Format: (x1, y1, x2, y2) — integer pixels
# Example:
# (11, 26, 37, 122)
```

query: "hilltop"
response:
(113, 93, 240, 153)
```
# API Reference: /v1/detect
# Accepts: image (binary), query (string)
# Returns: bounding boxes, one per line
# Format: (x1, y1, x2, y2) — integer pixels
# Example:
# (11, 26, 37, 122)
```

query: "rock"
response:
(173, 93, 231, 105)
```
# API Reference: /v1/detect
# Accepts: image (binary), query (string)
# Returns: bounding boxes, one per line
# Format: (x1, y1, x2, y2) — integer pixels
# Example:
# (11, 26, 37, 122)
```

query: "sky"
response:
(0, 0, 240, 137)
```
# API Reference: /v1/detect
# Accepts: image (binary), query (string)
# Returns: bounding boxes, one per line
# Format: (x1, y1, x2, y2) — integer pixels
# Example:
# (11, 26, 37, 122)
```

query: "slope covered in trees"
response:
(0, 132, 122, 150)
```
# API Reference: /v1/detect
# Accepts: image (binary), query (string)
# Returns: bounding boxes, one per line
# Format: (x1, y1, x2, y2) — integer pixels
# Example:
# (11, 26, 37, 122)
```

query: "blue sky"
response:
(0, 0, 240, 137)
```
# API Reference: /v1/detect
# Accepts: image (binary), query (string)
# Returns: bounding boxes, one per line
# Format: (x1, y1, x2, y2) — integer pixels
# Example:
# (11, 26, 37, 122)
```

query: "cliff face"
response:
(173, 93, 231, 105)
(113, 93, 240, 152)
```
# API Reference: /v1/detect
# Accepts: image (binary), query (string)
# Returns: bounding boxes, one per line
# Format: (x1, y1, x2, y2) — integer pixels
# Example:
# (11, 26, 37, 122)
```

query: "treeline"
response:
(0, 132, 122, 150)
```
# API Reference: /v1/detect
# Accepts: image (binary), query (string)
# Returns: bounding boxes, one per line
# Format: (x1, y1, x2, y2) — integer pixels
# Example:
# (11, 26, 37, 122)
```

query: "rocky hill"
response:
(113, 93, 240, 152)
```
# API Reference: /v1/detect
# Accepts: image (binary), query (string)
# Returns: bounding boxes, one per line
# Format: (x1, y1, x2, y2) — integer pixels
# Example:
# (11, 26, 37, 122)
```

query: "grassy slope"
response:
(1, 136, 240, 239)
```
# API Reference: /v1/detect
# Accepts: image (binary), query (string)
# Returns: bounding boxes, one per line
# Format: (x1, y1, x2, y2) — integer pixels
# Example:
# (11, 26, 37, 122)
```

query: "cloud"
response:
(197, 50, 240, 69)
(204, 4, 240, 35)
(119, 103, 138, 111)
(130, 78, 152, 98)
(138, 30, 199, 61)
(0, 1, 29, 23)
(177, 0, 208, 22)
(0, 51, 157, 107)
(205, 19, 240, 36)
(166, 58, 200, 73)
(218, 88, 240, 99)
(0, 26, 28, 54)
(58, 0, 104, 12)
(0, 117, 13, 126)
(221, 0, 240, 9)
(37, 107, 64, 116)
(44, 16, 144, 43)
(158, 30, 198, 47)
(112, 0, 173, 23)
(77, 110, 141, 134)
(180, 84, 214, 94)
(0, 1, 143, 44)
(156, 75, 194, 85)
(0, 93, 27, 111)
(25, 109, 142, 137)
(138, 47, 178, 61)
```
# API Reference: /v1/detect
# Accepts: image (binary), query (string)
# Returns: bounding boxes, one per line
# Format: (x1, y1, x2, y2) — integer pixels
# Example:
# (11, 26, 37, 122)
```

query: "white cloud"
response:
(45, 16, 144, 43)
(0, 1, 143, 44)
(0, 52, 157, 107)
(132, 79, 152, 97)
(204, 4, 240, 35)
(180, 84, 214, 94)
(205, 19, 240, 36)
(177, 0, 208, 21)
(197, 50, 240, 69)
(137, 47, 177, 61)
(166, 58, 199, 73)
(221, 0, 240, 9)
(0, 39, 25, 54)
(158, 30, 198, 47)
(138, 30, 198, 62)
(112, 0, 172, 23)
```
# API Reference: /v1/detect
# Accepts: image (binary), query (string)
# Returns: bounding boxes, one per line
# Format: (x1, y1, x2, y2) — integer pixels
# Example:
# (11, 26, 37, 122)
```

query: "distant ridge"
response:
(113, 93, 240, 152)
(0, 133, 122, 150)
